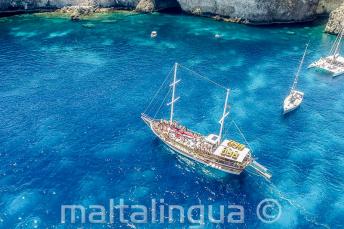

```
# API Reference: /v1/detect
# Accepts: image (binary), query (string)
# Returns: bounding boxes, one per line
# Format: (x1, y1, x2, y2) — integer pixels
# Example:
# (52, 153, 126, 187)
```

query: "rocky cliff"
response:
(0, 0, 140, 10)
(0, 0, 343, 25)
(317, 0, 343, 14)
(135, 0, 180, 12)
(177, 0, 343, 24)
(325, 2, 344, 34)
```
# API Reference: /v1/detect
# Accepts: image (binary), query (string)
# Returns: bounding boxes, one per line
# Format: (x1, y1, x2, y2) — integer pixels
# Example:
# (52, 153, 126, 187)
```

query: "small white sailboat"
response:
(151, 31, 157, 38)
(308, 27, 344, 77)
(283, 44, 308, 114)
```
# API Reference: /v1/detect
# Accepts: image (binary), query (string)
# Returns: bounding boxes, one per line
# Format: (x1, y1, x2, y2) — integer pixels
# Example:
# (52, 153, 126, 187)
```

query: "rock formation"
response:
(56, 4, 114, 20)
(0, 0, 343, 26)
(317, 0, 343, 14)
(135, 0, 155, 13)
(325, 3, 344, 35)
(176, 0, 343, 24)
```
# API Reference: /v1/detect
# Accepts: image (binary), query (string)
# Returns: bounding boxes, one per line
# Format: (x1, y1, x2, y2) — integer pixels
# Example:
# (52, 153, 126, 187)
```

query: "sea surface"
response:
(0, 12, 343, 228)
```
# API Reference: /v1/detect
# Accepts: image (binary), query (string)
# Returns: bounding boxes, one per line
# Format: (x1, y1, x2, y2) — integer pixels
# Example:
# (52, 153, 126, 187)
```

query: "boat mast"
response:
(292, 44, 308, 91)
(329, 31, 341, 56)
(333, 28, 343, 60)
(218, 89, 230, 144)
(168, 63, 180, 124)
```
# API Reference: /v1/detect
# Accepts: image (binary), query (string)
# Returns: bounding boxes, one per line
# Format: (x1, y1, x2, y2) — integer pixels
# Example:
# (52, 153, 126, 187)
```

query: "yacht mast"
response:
(333, 28, 343, 59)
(329, 31, 341, 56)
(168, 63, 180, 124)
(218, 89, 230, 144)
(292, 44, 308, 91)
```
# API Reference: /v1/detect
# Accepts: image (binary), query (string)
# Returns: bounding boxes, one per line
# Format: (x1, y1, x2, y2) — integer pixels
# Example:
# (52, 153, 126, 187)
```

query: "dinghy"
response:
(151, 31, 157, 38)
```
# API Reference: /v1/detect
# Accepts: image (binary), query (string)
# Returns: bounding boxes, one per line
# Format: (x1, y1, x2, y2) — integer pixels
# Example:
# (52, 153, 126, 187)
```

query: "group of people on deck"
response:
(155, 120, 214, 154)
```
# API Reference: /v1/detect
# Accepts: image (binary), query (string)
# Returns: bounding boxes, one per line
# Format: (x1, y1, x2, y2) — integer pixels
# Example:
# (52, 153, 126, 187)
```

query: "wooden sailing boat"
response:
(142, 63, 271, 179)
(309, 27, 344, 77)
(283, 44, 308, 114)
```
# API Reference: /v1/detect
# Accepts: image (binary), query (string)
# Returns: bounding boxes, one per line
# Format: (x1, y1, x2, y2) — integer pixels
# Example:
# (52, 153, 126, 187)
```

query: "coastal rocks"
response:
(0, 0, 140, 11)
(135, 0, 155, 13)
(0, 0, 342, 26)
(71, 13, 80, 21)
(135, 0, 180, 12)
(57, 4, 117, 20)
(0, 0, 179, 14)
(57, 5, 97, 20)
(176, 0, 324, 24)
(325, 3, 344, 34)
(317, 0, 343, 15)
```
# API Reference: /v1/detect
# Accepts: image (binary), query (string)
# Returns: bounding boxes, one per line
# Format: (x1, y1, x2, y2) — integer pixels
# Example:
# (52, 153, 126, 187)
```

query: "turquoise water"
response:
(0, 12, 343, 228)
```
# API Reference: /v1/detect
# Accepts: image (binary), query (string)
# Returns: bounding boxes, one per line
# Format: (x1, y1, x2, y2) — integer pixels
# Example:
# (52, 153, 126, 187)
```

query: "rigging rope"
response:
(154, 87, 171, 118)
(143, 65, 174, 114)
(144, 63, 229, 118)
(178, 64, 229, 91)
(231, 120, 254, 154)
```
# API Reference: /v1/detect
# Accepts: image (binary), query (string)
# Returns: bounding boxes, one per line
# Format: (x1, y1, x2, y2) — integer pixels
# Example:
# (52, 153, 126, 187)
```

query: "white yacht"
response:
(309, 27, 344, 77)
(283, 44, 308, 114)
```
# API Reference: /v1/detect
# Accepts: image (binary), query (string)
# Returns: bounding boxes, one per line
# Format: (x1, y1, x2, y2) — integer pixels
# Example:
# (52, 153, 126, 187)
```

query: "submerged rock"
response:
(82, 22, 95, 28)
(71, 13, 81, 21)
(325, 3, 344, 35)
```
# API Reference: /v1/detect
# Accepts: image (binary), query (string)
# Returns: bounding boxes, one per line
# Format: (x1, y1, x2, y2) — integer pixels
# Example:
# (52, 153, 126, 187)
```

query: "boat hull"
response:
(309, 55, 344, 77)
(283, 90, 304, 114)
(142, 114, 244, 175)
(142, 114, 272, 179)
(160, 135, 242, 175)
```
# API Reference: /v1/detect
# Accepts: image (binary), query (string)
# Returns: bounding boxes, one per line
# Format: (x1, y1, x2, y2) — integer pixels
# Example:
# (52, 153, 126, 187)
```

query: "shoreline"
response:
(0, 7, 331, 29)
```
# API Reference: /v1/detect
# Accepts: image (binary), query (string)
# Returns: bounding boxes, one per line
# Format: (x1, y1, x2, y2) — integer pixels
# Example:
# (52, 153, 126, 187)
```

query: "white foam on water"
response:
(14, 216, 41, 229)
(47, 30, 73, 39)
(5, 190, 40, 216)
(10, 31, 38, 38)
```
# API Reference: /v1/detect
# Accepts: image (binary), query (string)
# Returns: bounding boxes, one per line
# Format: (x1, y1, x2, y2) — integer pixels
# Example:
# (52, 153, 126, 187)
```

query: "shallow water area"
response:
(0, 12, 343, 228)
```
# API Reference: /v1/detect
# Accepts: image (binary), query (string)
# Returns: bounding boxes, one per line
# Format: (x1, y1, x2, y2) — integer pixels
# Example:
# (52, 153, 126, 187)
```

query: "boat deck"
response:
(141, 114, 271, 179)
(309, 55, 344, 77)
(213, 139, 250, 163)
(151, 120, 251, 167)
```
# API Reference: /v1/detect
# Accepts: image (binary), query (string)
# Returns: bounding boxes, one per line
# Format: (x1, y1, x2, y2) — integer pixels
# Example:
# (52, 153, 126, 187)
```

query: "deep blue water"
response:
(0, 12, 343, 228)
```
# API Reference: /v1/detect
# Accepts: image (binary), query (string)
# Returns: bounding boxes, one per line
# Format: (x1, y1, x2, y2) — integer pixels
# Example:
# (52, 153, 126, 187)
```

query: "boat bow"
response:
(141, 113, 155, 126)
